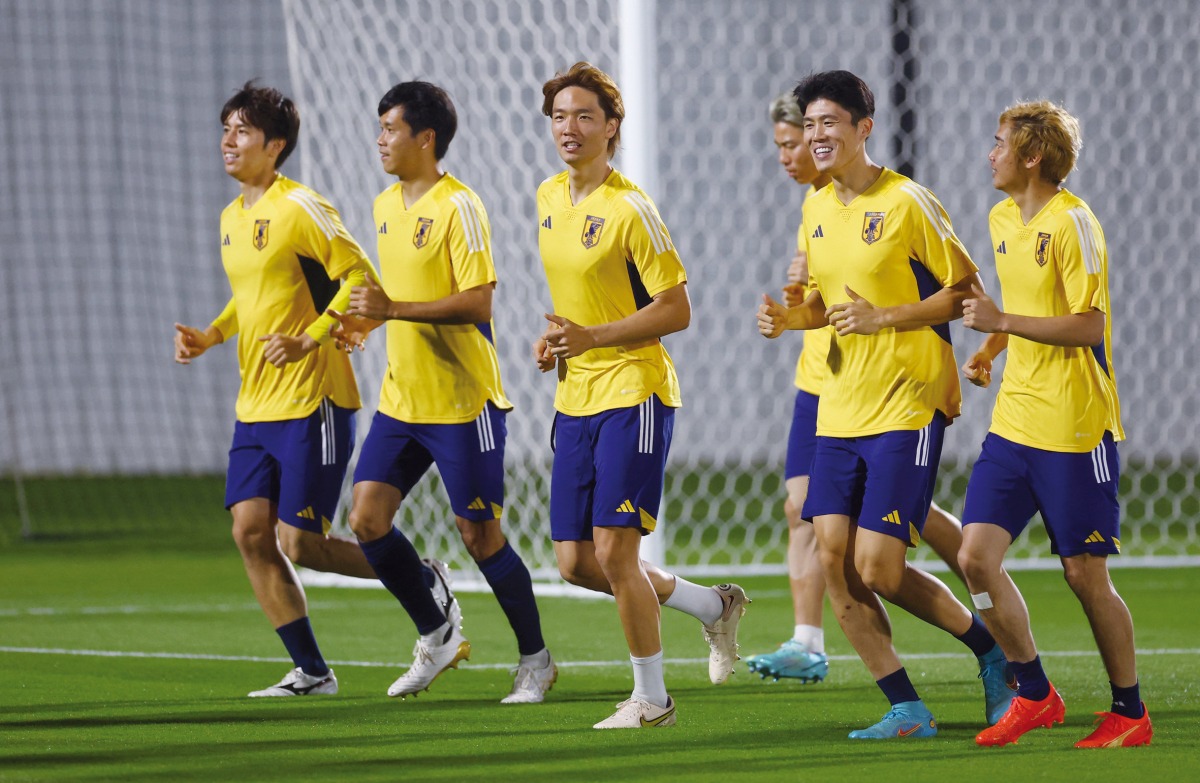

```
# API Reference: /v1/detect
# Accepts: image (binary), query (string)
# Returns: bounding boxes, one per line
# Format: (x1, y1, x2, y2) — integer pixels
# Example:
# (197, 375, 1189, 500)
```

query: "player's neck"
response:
(239, 170, 279, 209)
(830, 155, 882, 205)
(566, 157, 612, 205)
(1007, 178, 1061, 224)
(809, 173, 834, 191)
(400, 168, 445, 209)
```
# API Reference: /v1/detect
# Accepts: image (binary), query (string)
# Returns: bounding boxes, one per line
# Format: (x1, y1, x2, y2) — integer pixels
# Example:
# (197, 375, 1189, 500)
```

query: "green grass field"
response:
(2, 529, 1197, 782)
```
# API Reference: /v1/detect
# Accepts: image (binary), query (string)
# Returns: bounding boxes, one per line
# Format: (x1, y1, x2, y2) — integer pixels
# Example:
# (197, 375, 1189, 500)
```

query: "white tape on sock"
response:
(971, 591, 994, 610)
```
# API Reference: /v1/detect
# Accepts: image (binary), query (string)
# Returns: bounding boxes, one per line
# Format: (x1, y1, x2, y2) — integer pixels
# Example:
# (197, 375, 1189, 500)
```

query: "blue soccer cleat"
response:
(849, 700, 938, 739)
(978, 644, 1018, 725)
(745, 639, 829, 683)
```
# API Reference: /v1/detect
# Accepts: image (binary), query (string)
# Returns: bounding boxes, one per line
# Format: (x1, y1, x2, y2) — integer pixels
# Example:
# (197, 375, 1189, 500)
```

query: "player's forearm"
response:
(306, 264, 378, 342)
(974, 332, 1009, 360)
(588, 284, 690, 348)
(994, 310, 1104, 347)
(884, 274, 977, 331)
(786, 293, 829, 330)
(389, 285, 494, 325)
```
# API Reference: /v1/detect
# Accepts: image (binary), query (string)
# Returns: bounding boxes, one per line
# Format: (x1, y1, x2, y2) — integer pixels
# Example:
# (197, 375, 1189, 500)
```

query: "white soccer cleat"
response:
(424, 557, 462, 631)
(593, 696, 677, 729)
(703, 583, 750, 684)
(387, 625, 471, 698)
(248, 667, 338, 697)
(501, 652, 558, 704)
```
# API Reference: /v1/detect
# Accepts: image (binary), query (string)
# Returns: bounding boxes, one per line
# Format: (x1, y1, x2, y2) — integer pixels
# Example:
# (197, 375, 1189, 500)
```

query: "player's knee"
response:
(858, 560, 902, 599)
(230, 516, 273, 556)
(784, 497, 806, 531)
(278, 527, 319, 567)
(347, 508, 387, 542)
(457, 518, 504, 562)
(1060, 557, 1109, 599)
(957, 546, 994, 589)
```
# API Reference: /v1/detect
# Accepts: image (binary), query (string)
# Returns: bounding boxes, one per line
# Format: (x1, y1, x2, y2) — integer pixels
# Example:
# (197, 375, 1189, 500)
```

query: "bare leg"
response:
(277, 523, 377, 579)
(922, 501, 966, 586)
(1062, 554, 1137, 687)
(231, 498, 308, 628)
(959, 522, 1038, 662)
(785, 475, 825, 626)
(593, 528, 663, 658)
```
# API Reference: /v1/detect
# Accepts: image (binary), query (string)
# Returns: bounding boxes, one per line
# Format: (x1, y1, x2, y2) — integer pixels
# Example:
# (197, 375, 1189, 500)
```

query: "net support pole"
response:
(618, 0, 665, 567)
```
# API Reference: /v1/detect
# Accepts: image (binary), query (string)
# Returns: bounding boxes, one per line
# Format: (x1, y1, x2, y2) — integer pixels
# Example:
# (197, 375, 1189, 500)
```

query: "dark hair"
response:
(793, 70, 875, 125)
(220, 81, 300, 168)
(377, 81, 458, 160)
(541, 62, 625, 157)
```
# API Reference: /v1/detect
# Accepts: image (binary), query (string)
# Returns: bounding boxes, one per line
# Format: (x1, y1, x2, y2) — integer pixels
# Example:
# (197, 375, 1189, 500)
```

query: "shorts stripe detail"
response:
(476, 407, 496, 453)
(915, 422, 930, 466)
(638, 398, 654, 454)
(1091, 440, 1111, 483)
(319, 398, 335, 466)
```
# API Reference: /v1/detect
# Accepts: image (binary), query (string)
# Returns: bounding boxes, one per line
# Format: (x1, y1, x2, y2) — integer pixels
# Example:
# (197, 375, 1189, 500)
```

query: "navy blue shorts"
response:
(225, 399, 356, 534)
(963, 432, 1121, 557)
(802, 414, 946, 547)
(352, 404, 507, 522)
(550, 396, 675, 541)
(784, 389, 820, 480)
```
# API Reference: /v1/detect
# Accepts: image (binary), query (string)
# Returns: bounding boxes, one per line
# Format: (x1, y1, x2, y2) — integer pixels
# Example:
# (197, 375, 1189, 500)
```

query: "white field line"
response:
(1, 645, 1196, 672)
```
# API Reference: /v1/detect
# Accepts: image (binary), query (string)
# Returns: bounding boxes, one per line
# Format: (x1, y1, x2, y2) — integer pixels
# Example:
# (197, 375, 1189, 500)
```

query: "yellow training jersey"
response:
(986, 190, 1123, 452)
(537, 169, 686, 416)
(373, 173, 512, 424)
(217, 175, 370, 422)
(792, 184, 833, 394)
(803, 168, 978, 436)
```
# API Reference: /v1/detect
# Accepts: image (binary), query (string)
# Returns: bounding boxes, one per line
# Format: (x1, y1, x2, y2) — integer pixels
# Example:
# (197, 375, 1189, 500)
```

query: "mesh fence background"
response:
(4, 0, 1197, 572)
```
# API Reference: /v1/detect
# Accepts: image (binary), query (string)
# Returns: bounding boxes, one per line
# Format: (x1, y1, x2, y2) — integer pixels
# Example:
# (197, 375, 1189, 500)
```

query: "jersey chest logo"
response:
(861, 212, 885, 245)
(1035, 232, 1051, 266)
(582, 215, 605, 249)
(413, 217, 434, 248)
(252, 219, 270, 251)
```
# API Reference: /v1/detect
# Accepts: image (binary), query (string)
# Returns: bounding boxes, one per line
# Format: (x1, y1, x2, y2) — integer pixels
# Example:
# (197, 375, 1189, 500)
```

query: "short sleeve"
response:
(899, 182, 977, 286)
(621, 191, 686, 297)
(286, 189, 372, 280)
(1058, 208, 1105, 314)
(446, 190, 498, 292)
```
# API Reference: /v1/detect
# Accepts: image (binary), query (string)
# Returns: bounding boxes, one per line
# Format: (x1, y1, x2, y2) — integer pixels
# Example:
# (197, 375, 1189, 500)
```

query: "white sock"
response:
(793, 624, 824, 654)
(630, 650, 669, 708)
(519, 648, 550, 668)
(421, 622, 451, 646)
(662, 578, 723, 625)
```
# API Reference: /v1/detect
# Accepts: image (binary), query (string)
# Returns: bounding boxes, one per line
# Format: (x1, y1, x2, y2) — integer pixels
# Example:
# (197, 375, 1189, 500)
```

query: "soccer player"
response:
(334, 81, 554, 704)
(756, 70, 1011, 739)
(534, 62, 748, 729)
(173, 82, 379, 697)
(961, 101, 1152, 748)
(746, 92, 970, 684)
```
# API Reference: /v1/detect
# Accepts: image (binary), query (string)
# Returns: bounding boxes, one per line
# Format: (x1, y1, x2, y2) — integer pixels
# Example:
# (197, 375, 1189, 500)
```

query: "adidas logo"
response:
(221, 234, 231, 246)
(542, 216, 552, 229)
(467, 497, 487, 511)
(1084, 530, 1106, 544)
(811, 225, 824, 238)
(616, 500, 636, 513)
(378, 222, 388, 234)
(882, 510, 902, 525)
(297, 506, 316, 520)
(996, 240, 1006, 254)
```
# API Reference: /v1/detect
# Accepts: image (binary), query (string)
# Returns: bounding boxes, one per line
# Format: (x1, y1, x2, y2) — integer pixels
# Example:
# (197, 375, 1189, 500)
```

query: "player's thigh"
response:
(803, 437, 866, 521)
(591, 396, 674, 536)
(962, 433, 1042, 546)
(348, 480, 404, 540)
(275, 400, 356, 535)
(225, 421, 280, 512)
(1030, 433, 1121, 558)
(352, 411, 434, 500)
(426, 403, 507, 522)
(550, 411, 597, 542)
(784, 389, 820, 484)
(856, 416, 946, 549)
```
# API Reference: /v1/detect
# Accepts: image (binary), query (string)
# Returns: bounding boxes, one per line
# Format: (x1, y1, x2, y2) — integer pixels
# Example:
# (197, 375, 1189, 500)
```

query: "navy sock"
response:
(956, 614, 998, 658)
(275, 617, 328, 676)
(1110, 681, 1144, 719)
(477, 543, 545, 656)
(359, 526, 445, 635)
(1010, 655, 1051, 701)
(877, 667, 920, 706)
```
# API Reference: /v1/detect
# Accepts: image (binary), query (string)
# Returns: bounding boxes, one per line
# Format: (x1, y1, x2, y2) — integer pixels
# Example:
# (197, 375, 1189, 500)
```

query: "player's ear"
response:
(856, 116, 873, 142)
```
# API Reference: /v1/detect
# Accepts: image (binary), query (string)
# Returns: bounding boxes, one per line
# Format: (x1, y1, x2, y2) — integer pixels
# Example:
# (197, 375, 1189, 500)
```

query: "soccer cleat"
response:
(848, 700, 937, 739)
(1074, 704, 1153, 748)
(975, 684, 1066, 746)
(593, 696, 677, 729)
(248, 667, 338, 698)
(702, 583, 750, 684)
(745, 639, 829, 683)
(500, 652, 558, 704)
(387, 624, 471, 698)
(423, 557, 462, 631)
(978, 645, 1018, 725)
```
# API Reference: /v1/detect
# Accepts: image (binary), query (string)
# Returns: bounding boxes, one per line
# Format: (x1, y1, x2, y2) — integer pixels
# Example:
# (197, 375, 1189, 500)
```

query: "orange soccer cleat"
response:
(976, 684, 1066, 747)
(1074, 704, 1153, 748)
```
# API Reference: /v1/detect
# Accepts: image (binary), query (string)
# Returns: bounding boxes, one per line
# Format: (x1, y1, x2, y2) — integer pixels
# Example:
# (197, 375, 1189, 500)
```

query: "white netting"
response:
(5, 0, 1198, 571)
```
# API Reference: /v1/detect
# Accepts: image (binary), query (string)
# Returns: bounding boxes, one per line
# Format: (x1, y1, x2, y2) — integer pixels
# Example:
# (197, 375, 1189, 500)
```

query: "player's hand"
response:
(348, 276, 395, 321)
(174, 323, 215, 364)
(962, 351, 993, 388)
(757, 293, 788, 338)
(258, 333, 317, 368)
(533, 336, 557, 372)
(326, 308, 380, 353)
(786, 251, 809, 286)
(543, 313, 595, 359)
(782, 282, 806, 308)
(825, 286, 885, 336)
(962, 284, 1005, 333)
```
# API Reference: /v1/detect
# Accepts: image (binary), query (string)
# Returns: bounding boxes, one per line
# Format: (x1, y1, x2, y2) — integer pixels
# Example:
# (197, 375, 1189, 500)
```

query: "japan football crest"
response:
(413, 217, 434, 249)
(1036, 232, 1052, 267)
(252, 219, 270, 251)
(861, 212, 885, 245)
(582, 215, 605, 249)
